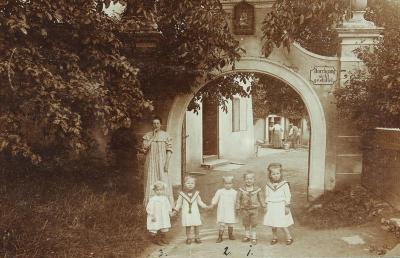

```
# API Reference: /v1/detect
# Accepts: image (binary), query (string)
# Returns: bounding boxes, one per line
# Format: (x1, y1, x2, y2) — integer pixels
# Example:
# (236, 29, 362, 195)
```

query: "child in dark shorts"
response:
(235, 172, 265, 245)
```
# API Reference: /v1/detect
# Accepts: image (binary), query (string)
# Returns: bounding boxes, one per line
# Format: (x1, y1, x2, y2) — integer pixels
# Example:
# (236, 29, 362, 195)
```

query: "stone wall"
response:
(362, 129, 400, 210)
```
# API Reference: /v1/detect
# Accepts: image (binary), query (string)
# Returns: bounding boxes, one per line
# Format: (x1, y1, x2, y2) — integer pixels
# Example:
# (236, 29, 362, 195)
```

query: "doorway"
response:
(202, 98, 219, 159)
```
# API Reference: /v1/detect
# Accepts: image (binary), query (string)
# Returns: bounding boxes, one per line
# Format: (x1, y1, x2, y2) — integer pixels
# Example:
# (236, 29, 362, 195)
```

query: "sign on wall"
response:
(310, 66, 337, 85)
(233, 1, 255, 35)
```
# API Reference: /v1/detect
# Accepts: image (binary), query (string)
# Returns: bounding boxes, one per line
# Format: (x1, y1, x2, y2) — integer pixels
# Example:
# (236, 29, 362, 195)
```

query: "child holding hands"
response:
(263, 163, 294, 245)
(235, 172, 265, 245)
(210, 176, 237, 243)
(173, 176, 209, 244)
(146, 181, 174, 245)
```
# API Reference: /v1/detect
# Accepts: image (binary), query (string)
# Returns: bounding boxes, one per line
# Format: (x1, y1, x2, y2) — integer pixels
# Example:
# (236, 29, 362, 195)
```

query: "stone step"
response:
(201, 159, 230, 169)
(203, 154, 218, 163)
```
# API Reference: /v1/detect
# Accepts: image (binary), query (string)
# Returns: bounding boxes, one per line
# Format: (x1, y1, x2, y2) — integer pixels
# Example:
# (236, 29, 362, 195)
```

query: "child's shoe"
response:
(216, 230, 224, 243)
(185, 238, 192, 245)
(242, 236, 251, 242)
(286, 238, 293, 245)
(270, 238, 278, 245)
(150, 233, 162, 245)
(228, 227, 235, 240)
(194, 238, 202, 244)
(159, 232, 169, 245)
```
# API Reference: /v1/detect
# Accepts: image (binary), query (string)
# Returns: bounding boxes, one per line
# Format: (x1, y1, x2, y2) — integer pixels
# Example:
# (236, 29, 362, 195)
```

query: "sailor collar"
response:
(266, 180, 288, 191)
(179, 191, 199, 203)
(239, 187, 261, 194)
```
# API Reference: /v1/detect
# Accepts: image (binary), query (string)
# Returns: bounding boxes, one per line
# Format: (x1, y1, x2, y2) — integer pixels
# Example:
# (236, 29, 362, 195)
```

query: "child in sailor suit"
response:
(263, 163, 294, 245)
(173, 176, 209, 244)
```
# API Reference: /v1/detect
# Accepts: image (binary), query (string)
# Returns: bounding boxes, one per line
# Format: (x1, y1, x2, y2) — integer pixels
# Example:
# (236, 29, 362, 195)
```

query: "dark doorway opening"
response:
(202, 98, 219, 159)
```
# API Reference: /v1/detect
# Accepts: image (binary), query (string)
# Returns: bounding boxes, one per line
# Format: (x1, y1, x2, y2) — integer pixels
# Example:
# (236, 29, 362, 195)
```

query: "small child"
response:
(210, 176, 237, 243)
(235, 172, 265, 245)
(146, 181, 174, 245)
(263, 163, 294, 245)
(173, 176, 208, 244)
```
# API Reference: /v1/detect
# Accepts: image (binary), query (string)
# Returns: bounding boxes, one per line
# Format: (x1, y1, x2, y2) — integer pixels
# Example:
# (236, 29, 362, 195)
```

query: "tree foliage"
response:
(334, 0, 400, 130)
(251, 74, 307, 122)
(0, 0, 244, 167)
(261, 0, 349, 57)
(129, 0, 243, 102)
(0, 0, 151, 167)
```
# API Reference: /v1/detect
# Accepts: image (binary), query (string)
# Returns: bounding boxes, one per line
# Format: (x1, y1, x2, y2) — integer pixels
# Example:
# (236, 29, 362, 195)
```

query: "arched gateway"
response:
(139, 0, 382, 200)
(167, 57, 327, 198)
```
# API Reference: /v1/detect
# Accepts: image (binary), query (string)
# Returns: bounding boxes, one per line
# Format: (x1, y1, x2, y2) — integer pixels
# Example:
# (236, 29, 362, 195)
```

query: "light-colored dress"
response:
(211, 188, 237, 224)
(146, 195, 172, 232)
(263, 180, 294, 227)
(175, 191, 207, 227)
(143, 130, 174, 206)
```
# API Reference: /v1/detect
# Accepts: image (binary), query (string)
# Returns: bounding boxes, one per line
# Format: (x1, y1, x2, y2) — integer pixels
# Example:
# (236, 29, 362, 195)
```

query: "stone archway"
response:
(166, 57, 326, 199)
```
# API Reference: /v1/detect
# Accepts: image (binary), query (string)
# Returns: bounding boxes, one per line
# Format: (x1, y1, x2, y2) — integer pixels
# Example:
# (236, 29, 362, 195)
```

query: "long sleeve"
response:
(166, 197, 172, 212)
(235, 190, 242, 210)
(174, 194, 183, 211)
(197, 195, 208, 208)
(283, 183, 291, 205)
(211, 190, 220, 206)
(257, 189, 266, 208)
(165, 134, 173, 153)
(264, 186, 269, 203)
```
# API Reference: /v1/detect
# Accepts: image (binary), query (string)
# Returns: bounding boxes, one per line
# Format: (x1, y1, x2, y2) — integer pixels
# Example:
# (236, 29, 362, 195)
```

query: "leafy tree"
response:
(251, 74, 307, 123)
(0, 0, 244, 167)
(334, 0, 400, 130)
(0, 0, 152, 167)
(261, 0, 349, 57)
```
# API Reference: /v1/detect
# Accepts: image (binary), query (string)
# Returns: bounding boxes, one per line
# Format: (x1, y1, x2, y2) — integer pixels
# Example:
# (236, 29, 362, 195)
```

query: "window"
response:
(240, 98, 247, 131)
(232, 98, 240, 132)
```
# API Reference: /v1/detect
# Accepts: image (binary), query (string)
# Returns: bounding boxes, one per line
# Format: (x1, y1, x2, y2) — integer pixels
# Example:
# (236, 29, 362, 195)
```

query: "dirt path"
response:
(141, 149, 396, 258)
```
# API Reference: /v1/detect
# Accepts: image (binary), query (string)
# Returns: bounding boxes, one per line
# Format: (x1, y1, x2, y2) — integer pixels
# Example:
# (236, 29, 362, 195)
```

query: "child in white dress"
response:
(263, 163, 294, 245)
(146, 181, 174, 245)
(210, 176, 237, 243)
(173, 176, 209, 244)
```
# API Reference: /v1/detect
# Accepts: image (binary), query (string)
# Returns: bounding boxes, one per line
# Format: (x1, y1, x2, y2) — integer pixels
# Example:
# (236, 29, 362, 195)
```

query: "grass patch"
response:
(298, 185, 393, 229)
(0, 165, 149, 258)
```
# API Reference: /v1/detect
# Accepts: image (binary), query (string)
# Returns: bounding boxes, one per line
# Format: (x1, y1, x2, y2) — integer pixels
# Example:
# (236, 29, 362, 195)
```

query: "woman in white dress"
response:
(173, 176, 209, 244)
(146, 181, 174, 245)
(263, 163, 294, 245)
(143, 117, 174, 207)
(210, 176, 237, 243)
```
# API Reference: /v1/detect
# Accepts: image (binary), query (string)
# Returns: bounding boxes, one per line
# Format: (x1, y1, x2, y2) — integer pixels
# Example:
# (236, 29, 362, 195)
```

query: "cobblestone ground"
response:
(141, 149, 397, 258)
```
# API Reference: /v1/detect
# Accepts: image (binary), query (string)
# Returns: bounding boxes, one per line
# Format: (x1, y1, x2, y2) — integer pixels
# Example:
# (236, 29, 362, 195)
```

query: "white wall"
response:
(185, 104, 203, 171)
(254, 118, 266, 142)
(219, 96, 255, 161)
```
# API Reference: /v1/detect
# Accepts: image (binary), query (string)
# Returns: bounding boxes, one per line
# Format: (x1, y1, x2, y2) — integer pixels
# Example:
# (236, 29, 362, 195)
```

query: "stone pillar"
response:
(335, 0, 383, 187)
(337, 0, 383, 86)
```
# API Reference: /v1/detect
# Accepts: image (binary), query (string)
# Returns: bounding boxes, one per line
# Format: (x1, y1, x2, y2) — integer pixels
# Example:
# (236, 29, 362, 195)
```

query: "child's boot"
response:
(150, 233, 162, 245)
(228, 227, 235, 240)
(216, 230, 224, 243)
(159, 232, 169, 245)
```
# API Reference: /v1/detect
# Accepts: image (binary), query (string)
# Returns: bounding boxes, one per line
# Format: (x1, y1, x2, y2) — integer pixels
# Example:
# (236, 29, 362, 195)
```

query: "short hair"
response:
(152, 116, 162, 124)
(243, 171, 255, 180)
(153, 181, 166, 191)
(267, 163, 283, 182)
(223, 176, 234, 183)
(184, 176, 196, 184)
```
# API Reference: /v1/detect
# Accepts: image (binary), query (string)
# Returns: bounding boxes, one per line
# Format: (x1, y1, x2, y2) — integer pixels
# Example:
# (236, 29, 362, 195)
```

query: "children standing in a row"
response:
(145, 163, 294, 246)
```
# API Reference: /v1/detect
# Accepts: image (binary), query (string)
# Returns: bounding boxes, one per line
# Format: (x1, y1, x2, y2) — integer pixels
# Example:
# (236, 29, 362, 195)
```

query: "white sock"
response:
(251, 231, 257, 239)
